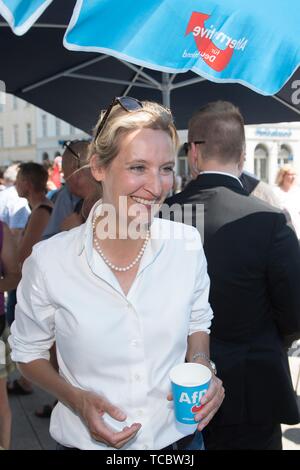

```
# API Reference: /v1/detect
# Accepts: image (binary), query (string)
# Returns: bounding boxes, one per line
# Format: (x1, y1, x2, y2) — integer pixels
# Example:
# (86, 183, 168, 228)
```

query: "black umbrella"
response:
(0, 0, 299, 133)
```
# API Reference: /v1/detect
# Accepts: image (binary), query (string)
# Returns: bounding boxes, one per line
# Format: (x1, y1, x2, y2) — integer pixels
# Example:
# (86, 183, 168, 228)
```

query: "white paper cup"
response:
(169, 363, 212, 426)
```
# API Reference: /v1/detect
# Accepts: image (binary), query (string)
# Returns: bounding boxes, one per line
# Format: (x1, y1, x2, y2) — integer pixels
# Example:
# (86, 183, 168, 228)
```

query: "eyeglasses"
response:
(62, 139, 90, 169)
(183, 141, 206, 156)
(94, 96, 143, 142)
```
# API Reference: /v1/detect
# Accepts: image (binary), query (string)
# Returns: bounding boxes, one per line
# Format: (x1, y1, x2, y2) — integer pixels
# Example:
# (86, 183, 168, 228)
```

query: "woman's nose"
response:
(145, 172, 162, 197)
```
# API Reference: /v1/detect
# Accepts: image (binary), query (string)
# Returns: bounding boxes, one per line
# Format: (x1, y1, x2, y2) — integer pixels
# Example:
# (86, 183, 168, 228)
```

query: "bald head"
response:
(62, 140, 99, 198)
(188, 101, 245, 164)
(62, 141, 90, 181)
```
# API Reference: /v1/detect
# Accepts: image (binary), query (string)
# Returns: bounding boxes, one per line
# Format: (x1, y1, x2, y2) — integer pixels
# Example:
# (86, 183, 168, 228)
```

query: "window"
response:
(69, 124, 75, 135)
(42, 115, 48, 137)
(13, 124, 19, 146)
(26, 123, 32, 145)
(278, 144, 293, 166)
(254, 144, 269, 183)
(55, 119, 61, 136)
(0, 127, 4, 147)
(12, 96, 18, 110)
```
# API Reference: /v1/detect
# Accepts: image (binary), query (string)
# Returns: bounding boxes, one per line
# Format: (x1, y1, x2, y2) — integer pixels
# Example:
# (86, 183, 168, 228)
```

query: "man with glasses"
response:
(164, 101, 300, 450)
(42, 140, 91, 240)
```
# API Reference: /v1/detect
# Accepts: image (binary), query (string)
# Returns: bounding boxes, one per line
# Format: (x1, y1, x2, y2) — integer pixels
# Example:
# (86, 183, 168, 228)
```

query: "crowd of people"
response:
(0, 98, 299, 451)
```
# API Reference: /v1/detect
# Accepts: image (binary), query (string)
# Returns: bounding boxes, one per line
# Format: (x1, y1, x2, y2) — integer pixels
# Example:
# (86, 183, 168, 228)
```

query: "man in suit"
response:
(164, 101, 300, 449)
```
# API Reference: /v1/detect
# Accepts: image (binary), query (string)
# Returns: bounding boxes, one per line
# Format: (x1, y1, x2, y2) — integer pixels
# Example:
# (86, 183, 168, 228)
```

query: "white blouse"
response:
(9, 202, 213, 450)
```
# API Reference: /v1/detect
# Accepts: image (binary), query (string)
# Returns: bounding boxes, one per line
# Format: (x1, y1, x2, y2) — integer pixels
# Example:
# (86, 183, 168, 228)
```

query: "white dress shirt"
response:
(0, 185, 30, 229)
(9, 201, 213, 450)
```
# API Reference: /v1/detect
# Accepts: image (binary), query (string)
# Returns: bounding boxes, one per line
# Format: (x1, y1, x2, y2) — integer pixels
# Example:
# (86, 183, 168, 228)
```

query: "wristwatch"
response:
(191, 352, 217, 375)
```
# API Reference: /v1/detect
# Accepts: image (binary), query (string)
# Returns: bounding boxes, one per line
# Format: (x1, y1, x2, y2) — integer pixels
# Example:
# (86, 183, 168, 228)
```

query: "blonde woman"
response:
(274, 164, 300, 238)
(9, 97, 224, 450)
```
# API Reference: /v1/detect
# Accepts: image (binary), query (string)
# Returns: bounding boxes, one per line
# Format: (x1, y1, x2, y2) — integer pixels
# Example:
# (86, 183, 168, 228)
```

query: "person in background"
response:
(43, 160, 58, 193)
(9, 97, 224, 450)
(0, 168, 6, 191)
(15, 162, 53, 266)
(58, 140, 101, 231)
(51, 156, 62, 190)
(59, 190, 102, 232)
(164, 101, 300, 450)
(0, 164, 30, 243)
(0, 164, 30, 328)
(0, 221, 21, 449)
(7, 162, 53, 395)
(41, 141, 91, 240)
(240, 171, 282, 207)
(274, 164, 300, 238)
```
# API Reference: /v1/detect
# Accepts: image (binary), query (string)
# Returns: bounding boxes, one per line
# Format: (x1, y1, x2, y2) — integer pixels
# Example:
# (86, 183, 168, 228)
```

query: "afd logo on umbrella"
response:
(184, 12, 249, 72)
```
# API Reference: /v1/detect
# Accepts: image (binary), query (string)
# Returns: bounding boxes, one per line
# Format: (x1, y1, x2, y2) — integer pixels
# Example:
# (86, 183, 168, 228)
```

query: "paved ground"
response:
(8, 355, 300, 450)
(9, 379, 55, 450)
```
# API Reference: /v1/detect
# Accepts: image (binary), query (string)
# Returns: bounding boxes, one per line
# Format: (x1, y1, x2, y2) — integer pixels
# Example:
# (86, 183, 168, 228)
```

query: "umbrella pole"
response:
(162, 72, 171, 109)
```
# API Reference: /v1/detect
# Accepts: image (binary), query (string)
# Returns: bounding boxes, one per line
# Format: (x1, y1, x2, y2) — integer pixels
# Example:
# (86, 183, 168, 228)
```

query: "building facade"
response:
(0, 94, 89, 166)
(35, 108, 89, 162)
(244, 123, 300, 186)
(0, 94, 36, 165)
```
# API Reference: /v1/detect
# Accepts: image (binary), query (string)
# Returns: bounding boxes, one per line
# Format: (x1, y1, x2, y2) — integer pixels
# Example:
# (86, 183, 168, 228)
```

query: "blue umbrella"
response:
(0, 0, 299, 131)
(1, 0, 300, 96)
(0, 0, 53, 35)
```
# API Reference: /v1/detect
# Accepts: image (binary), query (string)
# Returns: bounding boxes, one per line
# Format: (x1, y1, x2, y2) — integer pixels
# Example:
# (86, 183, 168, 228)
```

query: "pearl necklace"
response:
(92, 217, 150, 272)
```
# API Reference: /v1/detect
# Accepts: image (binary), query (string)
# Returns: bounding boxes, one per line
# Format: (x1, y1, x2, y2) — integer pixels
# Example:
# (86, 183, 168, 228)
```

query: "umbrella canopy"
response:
(0, 0, 300, 133)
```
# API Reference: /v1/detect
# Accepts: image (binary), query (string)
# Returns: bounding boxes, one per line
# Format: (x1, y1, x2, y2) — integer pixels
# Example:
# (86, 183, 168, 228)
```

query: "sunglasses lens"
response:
(119, 96, 142, 111)
(95, 97, 143, 141)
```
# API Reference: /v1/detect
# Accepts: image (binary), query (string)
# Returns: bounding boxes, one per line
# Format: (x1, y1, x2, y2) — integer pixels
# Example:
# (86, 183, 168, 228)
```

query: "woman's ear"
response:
(90, 154, 105, 182)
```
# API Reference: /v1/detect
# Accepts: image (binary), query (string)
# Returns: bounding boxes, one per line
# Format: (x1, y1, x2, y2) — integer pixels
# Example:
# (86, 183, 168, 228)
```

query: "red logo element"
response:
(185, 12, 234, 72)
(191, 404, 203, 413)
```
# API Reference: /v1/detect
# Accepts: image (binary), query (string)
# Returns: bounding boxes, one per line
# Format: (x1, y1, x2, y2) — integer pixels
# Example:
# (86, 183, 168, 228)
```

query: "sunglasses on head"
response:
(94, 96, 143, 142)
(183, 141, 206, 156)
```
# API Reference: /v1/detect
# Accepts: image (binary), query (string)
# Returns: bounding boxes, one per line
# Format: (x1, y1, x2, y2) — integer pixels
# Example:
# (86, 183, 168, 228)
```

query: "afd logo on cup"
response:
(170, 363, 212, 425)
(175, 384, 209, 424)
(180, 389, 207, 413)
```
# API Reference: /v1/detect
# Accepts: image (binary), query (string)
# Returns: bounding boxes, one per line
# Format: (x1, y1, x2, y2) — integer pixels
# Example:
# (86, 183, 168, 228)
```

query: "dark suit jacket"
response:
(164, 173, 300, 425)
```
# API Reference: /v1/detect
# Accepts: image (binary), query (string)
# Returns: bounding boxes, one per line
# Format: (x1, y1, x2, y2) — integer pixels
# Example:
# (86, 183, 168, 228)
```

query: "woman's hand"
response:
(167, 375, 225, 432)
(75, 390, 142, 449)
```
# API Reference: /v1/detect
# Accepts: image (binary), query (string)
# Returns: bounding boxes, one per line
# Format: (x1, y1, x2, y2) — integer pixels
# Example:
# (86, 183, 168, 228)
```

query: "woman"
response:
(9, 98, 224, 450)
(16, 162, 53, 266)
(0, 221, 21, 449)
(274, 164, 300, 238)
(7, 162, 53, 395)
